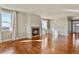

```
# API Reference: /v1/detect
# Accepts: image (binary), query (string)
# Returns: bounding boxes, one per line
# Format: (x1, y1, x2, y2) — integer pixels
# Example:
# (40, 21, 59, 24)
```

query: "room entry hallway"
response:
(0, 33, 79, 54)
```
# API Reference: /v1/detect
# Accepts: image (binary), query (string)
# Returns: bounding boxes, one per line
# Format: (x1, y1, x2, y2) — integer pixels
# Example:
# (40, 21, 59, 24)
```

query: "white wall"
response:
(1, 11, 41, 41)
(26, 13, 41, 38)
(17, 12, 28, 39)
(50, 17, 68, 36)
(1, 32, 12, 40)
(0, 9, 1, 42)
(16, 12, 41, 39)
(1, 12, 28, 40)
(0, 33, 1, 42)
(18, 12, 41, 39)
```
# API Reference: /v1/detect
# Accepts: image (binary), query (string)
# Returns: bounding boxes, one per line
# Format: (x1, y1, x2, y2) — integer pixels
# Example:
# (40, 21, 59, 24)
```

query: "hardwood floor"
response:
(0, 33, 79, 54)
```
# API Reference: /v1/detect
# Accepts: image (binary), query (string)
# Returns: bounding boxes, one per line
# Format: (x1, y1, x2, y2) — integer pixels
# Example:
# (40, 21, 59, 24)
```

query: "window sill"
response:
(1, 31, 13, 33)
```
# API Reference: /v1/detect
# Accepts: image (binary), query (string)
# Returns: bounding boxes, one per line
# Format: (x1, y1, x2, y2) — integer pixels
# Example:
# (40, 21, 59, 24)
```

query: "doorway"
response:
(41, 19, 48, 49)
(68, 17, 79, 51)
(41, 19, 52, 50)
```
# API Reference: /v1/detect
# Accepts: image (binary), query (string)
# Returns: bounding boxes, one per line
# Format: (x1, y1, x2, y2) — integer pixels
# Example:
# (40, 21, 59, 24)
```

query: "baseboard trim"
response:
(32, 35, 40, 38)
(0, 39, 14, 43)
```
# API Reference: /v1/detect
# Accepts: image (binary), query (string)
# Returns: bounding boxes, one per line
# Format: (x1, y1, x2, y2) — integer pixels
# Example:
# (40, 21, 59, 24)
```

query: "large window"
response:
(1, 10, 12, 31)
(41, 19, 48, 35)
(72, 21, 79, 33)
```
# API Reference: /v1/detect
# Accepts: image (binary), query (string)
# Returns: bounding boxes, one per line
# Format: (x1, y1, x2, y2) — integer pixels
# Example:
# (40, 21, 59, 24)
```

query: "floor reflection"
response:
(0, 33, 79, 54)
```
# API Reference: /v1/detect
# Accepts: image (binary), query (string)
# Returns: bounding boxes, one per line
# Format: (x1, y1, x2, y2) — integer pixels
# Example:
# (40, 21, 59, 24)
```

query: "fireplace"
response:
(32, 27, 39, 36)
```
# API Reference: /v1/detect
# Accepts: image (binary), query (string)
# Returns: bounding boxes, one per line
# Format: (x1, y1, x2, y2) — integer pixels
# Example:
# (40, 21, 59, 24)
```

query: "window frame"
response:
(1, 9, 13, 32)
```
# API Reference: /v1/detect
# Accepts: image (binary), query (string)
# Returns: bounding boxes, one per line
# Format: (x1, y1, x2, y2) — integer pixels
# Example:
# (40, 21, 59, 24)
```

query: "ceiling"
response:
(0, 4, 79, 19)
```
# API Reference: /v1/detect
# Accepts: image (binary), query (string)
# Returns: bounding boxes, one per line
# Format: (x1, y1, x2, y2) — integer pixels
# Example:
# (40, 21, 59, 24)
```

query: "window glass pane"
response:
(1, 11, 12, 31)
(72, 21, 79, 32)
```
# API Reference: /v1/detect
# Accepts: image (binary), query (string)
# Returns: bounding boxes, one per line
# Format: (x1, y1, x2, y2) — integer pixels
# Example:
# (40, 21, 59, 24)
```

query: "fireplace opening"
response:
(32, 27, 40, 36)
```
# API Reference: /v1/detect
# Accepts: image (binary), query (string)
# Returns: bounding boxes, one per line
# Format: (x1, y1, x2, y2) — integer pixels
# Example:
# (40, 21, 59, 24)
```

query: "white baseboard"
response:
(16, 35, 31, 40)
(0, 39, 14, 43)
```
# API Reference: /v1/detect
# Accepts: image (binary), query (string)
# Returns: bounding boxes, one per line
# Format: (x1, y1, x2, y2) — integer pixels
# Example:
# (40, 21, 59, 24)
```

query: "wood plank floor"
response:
(0, 33, 79, 54)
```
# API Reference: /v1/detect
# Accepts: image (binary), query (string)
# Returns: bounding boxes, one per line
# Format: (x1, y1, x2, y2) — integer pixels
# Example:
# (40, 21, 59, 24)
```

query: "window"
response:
(42, 19, 48, 35)
(1, 10, 12, 31)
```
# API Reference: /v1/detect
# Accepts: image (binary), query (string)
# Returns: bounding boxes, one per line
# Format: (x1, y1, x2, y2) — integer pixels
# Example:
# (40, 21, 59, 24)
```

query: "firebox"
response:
(32, 27, 39, 36)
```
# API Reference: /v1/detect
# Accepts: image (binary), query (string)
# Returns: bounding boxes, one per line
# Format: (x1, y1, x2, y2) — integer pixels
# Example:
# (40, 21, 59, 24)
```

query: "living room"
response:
(0, 4, 79, 54)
